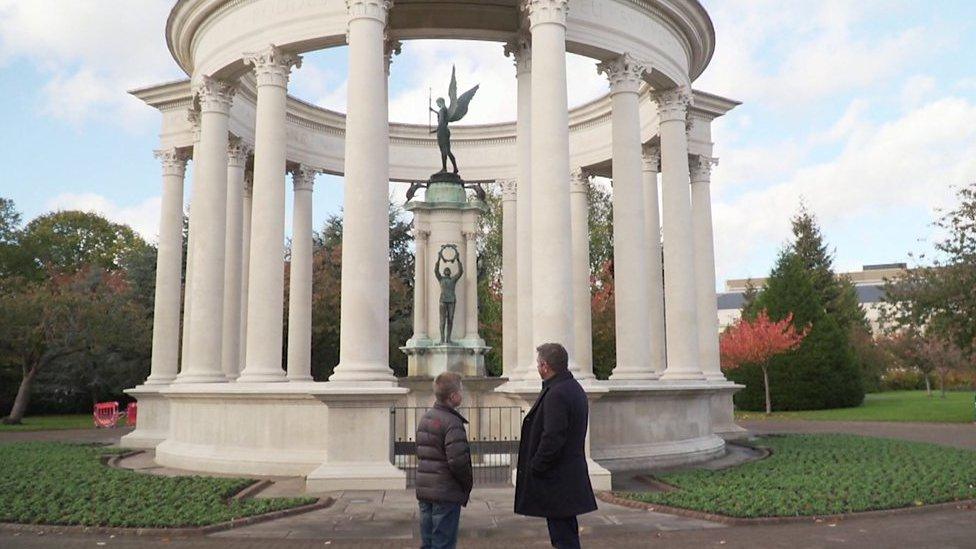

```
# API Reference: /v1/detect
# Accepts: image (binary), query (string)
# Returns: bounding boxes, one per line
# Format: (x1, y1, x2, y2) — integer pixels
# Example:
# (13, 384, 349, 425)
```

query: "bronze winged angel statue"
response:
(430, 66, 479, 174)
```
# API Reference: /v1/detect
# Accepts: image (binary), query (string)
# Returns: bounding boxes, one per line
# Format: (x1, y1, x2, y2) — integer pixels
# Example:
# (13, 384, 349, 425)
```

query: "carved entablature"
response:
(597, 53, 647, 95)
(194, 76, 236, 114)
(243, 45, 302, 89)
(154, 148, 190, 177)
(569, 167, 590, 194)
(498, 178, 518, 201)
(384, 36, 402, 74)
(641, 145, 661, 173)
(523, 0, 569, 29)
(689, 155, 718, 183)
(652, 87, 692, 124)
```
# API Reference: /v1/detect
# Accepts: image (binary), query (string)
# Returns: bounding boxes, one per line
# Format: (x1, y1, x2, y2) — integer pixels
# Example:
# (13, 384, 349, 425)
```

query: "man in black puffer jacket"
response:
(415, 371, 473, 549)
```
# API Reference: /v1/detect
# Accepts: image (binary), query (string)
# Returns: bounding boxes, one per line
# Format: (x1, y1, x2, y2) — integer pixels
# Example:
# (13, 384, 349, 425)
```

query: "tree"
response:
(1, 268, 147, 424)
(720, 309, 807, 414)
(881, 182, 976, 355)
(917, 336, 972, 398)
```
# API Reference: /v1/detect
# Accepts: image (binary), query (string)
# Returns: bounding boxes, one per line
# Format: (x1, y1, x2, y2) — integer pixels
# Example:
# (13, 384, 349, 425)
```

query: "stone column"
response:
(221, 139, 250, 381)
(526, 0, 574, 363)
(505, 34, 534, 381)
(569, 168, 595, 380)
(146, 148, 188, 385)
(240, 172, 253, 369)
(691, 155, 725, 381)
(599, 53, 655, 381)
(410, 226, 430, 343)
(180, 109, 201, 374)
(642, 145, 667, 376)
(655, 88, 704, 380)
(330, 0, 396, 385)
(462, 230, 480, 342)
(287, 165, 317, 382)
(239, 45, 301, 383)
(176, 76, 235, 384)
(499, 178, 518, 377)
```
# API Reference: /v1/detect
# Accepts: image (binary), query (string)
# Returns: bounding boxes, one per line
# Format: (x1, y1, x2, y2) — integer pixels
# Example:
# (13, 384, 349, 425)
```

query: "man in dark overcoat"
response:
(514, 342, 598, 548)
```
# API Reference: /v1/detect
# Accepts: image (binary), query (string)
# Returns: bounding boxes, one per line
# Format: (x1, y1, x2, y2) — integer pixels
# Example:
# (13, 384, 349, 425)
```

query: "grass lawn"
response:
(624, 434, 976, 518)
(0, 414, 98, 432)
(0, 442, 316, 527)
(735, 390, 976, 423)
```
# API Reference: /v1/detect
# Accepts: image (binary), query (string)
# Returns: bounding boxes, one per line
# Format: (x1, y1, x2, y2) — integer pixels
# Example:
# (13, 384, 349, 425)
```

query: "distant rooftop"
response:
(725, 263, 907, 293)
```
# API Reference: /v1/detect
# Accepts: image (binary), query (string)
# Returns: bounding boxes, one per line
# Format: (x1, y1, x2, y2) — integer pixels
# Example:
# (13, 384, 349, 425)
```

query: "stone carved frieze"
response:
(194, 76, 236, 114)
(597, 53, 647, 95)
(498, 178, 518, 200)
(569, 167, 591, 194)
(154, 148, 190, 177)
(652, 87, 692, 123)
(291, 164, 319, 191)
(641, 145, 661, 173)
(243, 45, 302, 89)
(689, 155, 718, 183)
(523, 0, 570, 28)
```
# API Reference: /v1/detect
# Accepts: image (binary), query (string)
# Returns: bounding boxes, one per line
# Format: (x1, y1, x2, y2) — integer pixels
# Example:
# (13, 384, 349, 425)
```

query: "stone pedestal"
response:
(119, 385, 170, 449)
(709, 382, 749, 441)
(403, 175, 489, 378)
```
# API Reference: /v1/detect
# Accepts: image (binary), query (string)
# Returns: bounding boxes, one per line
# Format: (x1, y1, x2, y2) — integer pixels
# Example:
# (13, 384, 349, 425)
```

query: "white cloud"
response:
(44, 192, 161, 243)
(0, 0, 181, 131)
(712, 97, 976, 281)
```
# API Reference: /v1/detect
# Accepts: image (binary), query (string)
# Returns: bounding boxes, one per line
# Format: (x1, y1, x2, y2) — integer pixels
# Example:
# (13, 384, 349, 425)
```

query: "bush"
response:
(879, 368, 926, 391)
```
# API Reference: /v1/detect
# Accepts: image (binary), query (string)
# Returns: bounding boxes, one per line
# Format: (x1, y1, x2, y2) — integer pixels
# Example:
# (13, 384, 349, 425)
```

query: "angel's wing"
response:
(449, 84, 479, 122)
(448, 66, 458, 112)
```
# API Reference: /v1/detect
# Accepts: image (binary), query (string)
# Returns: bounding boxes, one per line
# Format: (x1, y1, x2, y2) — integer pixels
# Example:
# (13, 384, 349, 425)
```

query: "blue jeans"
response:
(419, 501, 462, 549)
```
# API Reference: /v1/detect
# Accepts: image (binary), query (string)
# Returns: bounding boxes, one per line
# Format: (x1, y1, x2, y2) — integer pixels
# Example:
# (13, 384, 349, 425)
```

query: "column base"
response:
(305, 461, 406, 492)
(236, 370, 287, 383)
(327, 362, 398, 385)
(173, 373, 229, 384)
(287, 375, 314, 382)
(609, 371, 662, 382)
(143, 375, 176, 386)
(659, 370, 706, 381)
(587, 458, 613, 491)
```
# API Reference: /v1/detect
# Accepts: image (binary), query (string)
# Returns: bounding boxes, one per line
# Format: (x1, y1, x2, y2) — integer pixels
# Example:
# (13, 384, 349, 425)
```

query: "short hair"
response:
(434, 371, 463, 403)
(536, 343, 569, 373)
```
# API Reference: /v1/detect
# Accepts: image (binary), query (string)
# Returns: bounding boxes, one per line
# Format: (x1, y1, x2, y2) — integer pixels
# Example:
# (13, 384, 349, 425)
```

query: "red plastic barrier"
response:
(93, 401, 120, 428)
(125, 402, 137, 427)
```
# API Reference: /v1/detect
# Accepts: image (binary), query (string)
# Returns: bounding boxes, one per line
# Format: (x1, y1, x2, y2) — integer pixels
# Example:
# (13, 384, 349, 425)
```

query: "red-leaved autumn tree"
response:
(720, 309, 808, 414)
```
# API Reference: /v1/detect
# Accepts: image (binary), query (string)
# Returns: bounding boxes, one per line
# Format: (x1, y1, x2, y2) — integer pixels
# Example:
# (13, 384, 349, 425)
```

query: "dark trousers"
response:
(546, 516, 581, 549)
(419, 501, 462, 549)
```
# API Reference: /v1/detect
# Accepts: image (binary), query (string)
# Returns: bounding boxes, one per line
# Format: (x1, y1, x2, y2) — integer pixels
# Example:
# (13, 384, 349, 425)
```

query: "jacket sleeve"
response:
(530, 390, 570, 474)
(444, 421, 473, 494)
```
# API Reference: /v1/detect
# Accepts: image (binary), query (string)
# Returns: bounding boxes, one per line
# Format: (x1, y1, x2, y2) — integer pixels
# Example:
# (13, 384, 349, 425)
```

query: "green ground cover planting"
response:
(625, 434, 976, 518)
(0, 414, 97, 431)
(0, 442, 316, 527)
(735, 390, 976, 423)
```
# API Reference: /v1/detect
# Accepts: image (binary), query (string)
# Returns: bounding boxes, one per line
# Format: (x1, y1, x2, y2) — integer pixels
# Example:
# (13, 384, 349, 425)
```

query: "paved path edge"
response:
(598, 492, 976, 526)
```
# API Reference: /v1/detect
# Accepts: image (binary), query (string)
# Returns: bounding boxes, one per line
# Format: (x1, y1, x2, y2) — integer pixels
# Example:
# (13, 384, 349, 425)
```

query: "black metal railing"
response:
(391, 406, 523, 487)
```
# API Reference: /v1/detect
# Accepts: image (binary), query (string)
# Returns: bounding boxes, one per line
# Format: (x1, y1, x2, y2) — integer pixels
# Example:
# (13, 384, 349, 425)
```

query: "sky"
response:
(0, 0, 974, 289)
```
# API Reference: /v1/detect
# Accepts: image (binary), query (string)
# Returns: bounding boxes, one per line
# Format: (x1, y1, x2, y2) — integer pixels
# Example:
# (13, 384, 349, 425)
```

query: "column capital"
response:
(186, 107, 202, 143)
(597, 53, 647, 95)
(641, 145, 661, 173)
(503, 32, 532, 75)
(690, 155, 718, 184)
(244, 45, 302, 89)
(346, 0, 393, 24)
(384, 35, 402, 74)
(462, 229, 478, 242)
(291, 164, 318, 192)
(411, 227, 430, 241)
(498, 178, 518, 201)
(243, 171, 254, 197)
(154, 148, 190, 176)
(569, 167, 590, 194)
(194, 76, 236, 114)
(652, 86, 692, 123)
(523, 0, 569, 28)
(227, 138, 252, 168)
